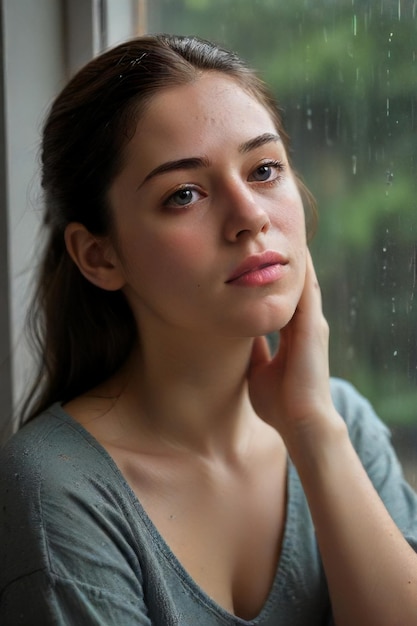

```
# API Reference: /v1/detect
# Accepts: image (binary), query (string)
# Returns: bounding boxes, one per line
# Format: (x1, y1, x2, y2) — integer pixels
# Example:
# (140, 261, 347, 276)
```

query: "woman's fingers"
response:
(248, 335, 271, 371)
(290, 248, 323, 325)
(247, 248, 334, 437)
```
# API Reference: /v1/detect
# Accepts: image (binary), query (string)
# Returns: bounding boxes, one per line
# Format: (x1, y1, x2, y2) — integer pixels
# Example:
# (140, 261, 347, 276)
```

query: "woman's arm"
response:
(248, 250, 417, 626)
(288, 412, 417, 626)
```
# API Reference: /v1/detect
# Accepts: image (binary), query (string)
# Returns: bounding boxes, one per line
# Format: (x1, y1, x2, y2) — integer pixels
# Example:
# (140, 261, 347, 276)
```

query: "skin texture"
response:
(64, 73, 417, 624)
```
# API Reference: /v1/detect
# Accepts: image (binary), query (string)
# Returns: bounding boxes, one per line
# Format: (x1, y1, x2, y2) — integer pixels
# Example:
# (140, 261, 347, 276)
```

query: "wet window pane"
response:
(148, 0, 417, 484)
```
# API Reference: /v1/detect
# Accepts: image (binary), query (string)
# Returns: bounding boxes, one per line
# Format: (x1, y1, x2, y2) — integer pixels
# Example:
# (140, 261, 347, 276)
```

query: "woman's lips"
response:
(226, 251, 288, 287)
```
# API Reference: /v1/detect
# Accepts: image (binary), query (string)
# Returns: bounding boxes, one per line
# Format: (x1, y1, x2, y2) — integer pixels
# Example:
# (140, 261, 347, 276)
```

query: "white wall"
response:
(1, 0, 65, 435)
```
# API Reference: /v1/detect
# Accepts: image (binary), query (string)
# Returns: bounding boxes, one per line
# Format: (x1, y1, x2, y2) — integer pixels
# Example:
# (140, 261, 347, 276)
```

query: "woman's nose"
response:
(222, 181, 271, 242)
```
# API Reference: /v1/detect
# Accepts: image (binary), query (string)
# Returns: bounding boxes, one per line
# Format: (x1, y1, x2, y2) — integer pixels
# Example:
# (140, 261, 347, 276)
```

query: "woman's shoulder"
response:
(0, 406, 151, 623)
(329, 376, 414, 491)
(1, 404, 105, 481)
(0, 404, 143, 581)
(331, 378, 417, 545)
(329, 377, 396, 474)
(0, 403, 133, 524)
(330, 376, 389, 437)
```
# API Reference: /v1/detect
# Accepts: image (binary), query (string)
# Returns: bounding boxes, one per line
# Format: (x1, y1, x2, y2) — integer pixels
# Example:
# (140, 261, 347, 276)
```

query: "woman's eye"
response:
(164, 186, 202, 208)
(249, 161, 284, 183)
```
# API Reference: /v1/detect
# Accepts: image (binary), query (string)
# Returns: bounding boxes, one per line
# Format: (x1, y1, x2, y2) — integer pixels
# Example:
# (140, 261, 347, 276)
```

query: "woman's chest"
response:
(118, 447, 288, 621)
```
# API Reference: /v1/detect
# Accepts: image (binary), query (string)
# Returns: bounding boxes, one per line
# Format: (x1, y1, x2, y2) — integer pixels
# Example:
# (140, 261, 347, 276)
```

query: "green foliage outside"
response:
(148, 0, 417, 426)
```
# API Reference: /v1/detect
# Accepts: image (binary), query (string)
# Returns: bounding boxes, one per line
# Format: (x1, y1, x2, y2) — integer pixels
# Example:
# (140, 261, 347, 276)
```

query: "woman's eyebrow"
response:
(238, 132, 281, 154)
(137, 133, 281, 190)
(138, 156, 211, 189)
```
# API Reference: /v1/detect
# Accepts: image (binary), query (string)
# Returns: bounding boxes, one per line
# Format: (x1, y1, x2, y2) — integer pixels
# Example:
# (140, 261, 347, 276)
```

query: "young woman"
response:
(0, 34, 416, 626)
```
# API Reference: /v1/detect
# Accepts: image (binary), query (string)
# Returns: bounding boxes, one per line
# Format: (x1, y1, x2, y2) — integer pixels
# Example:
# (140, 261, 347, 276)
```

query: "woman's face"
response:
(108, 72, 307, 339)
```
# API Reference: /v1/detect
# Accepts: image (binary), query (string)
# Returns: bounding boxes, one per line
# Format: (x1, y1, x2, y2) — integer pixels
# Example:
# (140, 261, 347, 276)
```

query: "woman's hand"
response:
(249, 249, 417, 626)
(247, 249, 341, 446)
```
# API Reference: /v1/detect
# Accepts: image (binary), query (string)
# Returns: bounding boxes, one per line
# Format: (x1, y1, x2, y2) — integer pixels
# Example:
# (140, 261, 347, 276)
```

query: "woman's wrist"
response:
(282, 407, 349, 473)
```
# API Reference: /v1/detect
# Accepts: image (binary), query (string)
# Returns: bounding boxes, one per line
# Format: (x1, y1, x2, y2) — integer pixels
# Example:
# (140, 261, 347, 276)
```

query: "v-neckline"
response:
(52, 402, 297, 624)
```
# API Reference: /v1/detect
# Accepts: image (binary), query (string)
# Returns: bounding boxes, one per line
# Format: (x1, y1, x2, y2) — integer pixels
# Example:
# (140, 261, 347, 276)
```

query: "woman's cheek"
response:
(134, 228, 209, 286)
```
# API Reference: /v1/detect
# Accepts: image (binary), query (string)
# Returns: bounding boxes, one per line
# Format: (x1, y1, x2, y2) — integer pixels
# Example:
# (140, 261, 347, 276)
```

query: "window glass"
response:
(148, 0, 417, 484)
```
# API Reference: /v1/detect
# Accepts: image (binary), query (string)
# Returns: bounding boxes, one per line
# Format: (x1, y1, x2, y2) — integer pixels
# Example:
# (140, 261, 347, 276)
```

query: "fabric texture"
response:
(1, 378, 416, 625)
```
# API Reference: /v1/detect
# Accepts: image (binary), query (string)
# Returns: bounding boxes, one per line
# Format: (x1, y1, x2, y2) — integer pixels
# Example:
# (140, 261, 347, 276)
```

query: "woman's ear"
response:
(64, 222, 126, 291)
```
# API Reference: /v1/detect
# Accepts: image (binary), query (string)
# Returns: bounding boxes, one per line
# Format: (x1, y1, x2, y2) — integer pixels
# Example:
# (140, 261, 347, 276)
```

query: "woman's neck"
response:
(114, 331, 260, 460)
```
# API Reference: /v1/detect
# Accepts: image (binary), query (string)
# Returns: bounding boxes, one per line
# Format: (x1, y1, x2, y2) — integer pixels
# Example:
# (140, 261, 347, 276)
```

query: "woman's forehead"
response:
(132, 73, 278, 149)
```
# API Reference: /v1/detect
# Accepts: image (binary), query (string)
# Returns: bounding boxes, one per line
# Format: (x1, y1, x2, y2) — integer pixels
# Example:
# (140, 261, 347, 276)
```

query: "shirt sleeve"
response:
(330, 377, 417, 551)
(0, 416, 153, 626)
(0, 570, 152, 626)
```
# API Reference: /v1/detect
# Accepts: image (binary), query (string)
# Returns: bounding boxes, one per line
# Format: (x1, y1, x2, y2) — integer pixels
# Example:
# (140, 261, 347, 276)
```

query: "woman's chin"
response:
(249, 300, 299, 336)
(221, 307, 297, 339)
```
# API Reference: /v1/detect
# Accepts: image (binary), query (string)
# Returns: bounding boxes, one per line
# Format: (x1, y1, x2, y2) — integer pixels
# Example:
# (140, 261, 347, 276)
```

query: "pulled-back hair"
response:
(21, 33, 314, 425)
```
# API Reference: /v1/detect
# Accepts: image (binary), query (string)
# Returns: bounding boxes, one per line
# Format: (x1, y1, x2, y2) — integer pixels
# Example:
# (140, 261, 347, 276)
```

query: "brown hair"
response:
(21, 34, 315, 425)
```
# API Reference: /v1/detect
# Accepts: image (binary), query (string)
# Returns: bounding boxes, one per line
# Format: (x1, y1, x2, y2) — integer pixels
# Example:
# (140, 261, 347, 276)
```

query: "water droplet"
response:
(306, 108, 313, 130)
